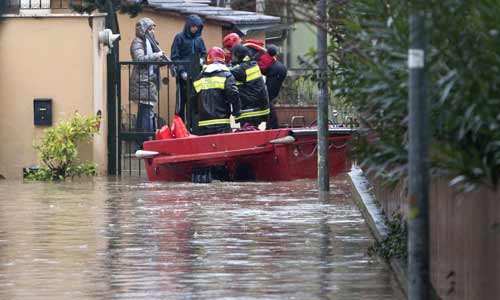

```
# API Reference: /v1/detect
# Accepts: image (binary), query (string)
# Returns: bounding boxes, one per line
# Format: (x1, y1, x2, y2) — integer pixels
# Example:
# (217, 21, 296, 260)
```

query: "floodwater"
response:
(0, 176, 402, 300)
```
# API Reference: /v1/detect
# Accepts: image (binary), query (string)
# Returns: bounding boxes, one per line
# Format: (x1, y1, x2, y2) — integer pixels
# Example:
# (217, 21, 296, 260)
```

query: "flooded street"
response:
(0, 176, 402, 300)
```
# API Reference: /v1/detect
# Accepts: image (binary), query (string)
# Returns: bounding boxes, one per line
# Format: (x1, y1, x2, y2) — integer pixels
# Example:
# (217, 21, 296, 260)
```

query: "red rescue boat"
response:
(137, 128, 353, 182)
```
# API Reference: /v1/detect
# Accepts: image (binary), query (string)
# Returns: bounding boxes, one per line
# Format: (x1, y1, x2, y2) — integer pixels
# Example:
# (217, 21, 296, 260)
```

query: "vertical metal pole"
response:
(167, 69, 171, 125)
(105, 1, 120, 176)
(117, 65, 122, 175)
(106, 48, 117, 175)
(317, 0, 329, 192)
(285, 0, 292, 67)
(408, 9, 430, 300)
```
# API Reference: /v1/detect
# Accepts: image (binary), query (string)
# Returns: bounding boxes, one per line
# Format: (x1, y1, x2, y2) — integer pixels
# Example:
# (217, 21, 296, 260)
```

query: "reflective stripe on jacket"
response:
(230, 58, 269, 121)
(194, 63, 241, 127)
(235, 108, 270, 121)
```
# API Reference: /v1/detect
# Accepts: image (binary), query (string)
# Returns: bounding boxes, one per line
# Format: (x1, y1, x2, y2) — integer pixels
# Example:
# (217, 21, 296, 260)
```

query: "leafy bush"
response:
(70, 0, 107, 14)
(71, 0, 143, 17)
(333, 1, 500, 188)
(26, 114, 100, 181)
(368, 213, 408, 261)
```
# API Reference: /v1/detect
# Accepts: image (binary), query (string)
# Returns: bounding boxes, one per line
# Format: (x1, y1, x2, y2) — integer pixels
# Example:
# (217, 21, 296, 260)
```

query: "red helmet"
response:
(206, 47, 226, 64)
(223, 33, 241, 50)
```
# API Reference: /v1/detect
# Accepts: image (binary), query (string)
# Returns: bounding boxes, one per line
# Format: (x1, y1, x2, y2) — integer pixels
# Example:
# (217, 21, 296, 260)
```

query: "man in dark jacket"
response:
(171, 14, 207, 122)
(193, 47, 241, 135)
(264, 47, 288, 129)
(229, 45, 269, 128)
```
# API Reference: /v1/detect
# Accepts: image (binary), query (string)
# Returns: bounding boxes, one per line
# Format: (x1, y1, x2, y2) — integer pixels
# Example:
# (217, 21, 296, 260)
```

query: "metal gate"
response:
(114, 60, 194, 176)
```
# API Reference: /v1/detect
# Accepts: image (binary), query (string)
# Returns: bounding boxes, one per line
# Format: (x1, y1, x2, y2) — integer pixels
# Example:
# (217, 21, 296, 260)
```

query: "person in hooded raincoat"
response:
(130, 17, 167, 147)
(171, 14, 207, 122)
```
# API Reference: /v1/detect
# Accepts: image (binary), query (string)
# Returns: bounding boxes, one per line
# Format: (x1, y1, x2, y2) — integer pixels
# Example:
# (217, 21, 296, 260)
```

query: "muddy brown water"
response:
(0, 176, 402, 299)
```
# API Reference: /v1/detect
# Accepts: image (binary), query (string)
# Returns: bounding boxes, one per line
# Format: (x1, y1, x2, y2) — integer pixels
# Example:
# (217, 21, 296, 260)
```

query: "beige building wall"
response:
(0, 14, 108, 179)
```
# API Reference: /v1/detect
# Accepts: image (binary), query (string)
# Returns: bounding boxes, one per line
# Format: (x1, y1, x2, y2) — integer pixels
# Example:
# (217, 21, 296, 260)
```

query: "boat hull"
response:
(141, 128, 352, 182)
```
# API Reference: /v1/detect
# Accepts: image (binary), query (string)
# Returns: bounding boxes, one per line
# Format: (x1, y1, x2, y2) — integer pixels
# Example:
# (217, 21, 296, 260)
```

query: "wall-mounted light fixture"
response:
(98, 29, 120, 48)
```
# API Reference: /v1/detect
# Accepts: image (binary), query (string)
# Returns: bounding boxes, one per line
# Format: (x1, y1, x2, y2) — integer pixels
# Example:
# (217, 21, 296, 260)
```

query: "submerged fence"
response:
(368, 175, 500, 299)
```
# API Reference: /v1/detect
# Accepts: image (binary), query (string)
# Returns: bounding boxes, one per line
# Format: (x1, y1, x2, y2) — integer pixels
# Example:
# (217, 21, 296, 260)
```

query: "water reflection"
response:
(0, 177, 402, 300)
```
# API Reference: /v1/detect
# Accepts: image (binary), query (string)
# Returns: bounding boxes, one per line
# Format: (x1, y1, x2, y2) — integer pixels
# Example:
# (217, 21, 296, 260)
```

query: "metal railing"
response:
(117, 60, 193, 176)
(274, 68, 358, 127)
(275, 68, 321, 106)
(5, 0, 83, 11)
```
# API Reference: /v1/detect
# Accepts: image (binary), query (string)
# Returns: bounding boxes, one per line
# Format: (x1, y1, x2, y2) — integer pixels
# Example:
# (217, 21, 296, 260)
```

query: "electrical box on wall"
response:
(33, 99, 52, 126)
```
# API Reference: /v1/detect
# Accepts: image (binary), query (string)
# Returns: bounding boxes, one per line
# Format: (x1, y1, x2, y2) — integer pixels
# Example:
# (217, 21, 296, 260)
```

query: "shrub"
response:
(27, 114, 100, 181)
(333, 1, 500, 189)
(70, 0, 143, 18)
(368, 213, 408, 261)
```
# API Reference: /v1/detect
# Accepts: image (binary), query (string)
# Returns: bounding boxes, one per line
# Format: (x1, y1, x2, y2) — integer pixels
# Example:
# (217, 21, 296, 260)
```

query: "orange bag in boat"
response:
(156, 125, 174, 140)
(171, 114, 190, 138)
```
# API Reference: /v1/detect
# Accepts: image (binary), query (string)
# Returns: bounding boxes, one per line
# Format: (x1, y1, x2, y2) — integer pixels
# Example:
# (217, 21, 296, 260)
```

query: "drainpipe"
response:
(285, 0, 292, 67)
(317, 0, 329, 192)
(408, 7, 430, 300)
(105, 0, 120, 175)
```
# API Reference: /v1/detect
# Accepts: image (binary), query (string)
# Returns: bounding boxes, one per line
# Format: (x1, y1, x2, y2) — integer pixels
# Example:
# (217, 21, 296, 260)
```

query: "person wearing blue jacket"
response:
(171, 14, 207, 123)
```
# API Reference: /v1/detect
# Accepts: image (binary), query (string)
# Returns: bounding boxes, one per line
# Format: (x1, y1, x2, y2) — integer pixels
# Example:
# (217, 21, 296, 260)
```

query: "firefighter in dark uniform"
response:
(193, 47, 241, 135)
(229, 45, 270, 128)
(239, 39, 287, 129)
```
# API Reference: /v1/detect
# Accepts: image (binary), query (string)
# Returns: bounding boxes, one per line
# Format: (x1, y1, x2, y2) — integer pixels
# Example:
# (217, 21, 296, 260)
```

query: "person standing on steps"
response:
(130, 17, 168, 149)
(171, 14, 207, 123)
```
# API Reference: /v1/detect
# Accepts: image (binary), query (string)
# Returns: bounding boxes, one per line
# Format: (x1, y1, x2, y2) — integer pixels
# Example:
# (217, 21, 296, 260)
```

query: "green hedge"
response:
(333, 1, 500, 189)
(27, 114, 100, 181)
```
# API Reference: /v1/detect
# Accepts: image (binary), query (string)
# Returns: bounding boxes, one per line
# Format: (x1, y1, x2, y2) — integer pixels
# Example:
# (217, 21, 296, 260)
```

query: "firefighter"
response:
(222, 32, 241, 65)
(243, 42, 287, 129)
(223, 33, 287, 129)
(229, 45, 269, 128)
(223, 33, 281, 77)
(193, 47, 241, 135)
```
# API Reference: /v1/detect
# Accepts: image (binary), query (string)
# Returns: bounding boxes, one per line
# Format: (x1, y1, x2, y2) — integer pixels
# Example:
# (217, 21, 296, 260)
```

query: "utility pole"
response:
(317, 0, 329, 192)
(285, 0, 292, 67)
(408, 7, 430, 300)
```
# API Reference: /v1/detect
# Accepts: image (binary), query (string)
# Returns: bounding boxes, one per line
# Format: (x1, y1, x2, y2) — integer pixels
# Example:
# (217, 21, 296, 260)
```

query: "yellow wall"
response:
(0, 14, 108, 179)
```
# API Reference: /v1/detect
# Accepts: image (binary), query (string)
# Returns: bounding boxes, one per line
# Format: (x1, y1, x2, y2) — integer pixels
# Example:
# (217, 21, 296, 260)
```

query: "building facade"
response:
(0, 0, 282, 179)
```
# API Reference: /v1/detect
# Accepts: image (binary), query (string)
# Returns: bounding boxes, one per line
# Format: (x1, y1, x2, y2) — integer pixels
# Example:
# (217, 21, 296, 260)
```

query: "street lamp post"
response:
(408, 9, 430, 300)
(317, 0, 329, 193)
